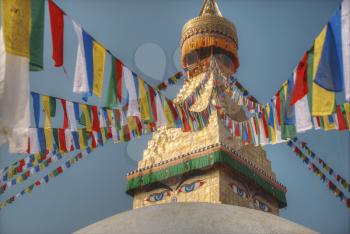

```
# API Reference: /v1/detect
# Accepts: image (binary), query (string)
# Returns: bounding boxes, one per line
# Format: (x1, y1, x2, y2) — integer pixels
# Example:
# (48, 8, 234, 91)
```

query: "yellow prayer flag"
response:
(100, 128, 106, 144)
(322, 116, 336, 131)
(80, 104, 92, 131)
(16, 175, 23, 184)
(92, 41, 106, 97)
(1, 0, 31, 57)
(163, 99, 175, 127)
(127, 117, 137, 132)
(44, 128, 54, 151)
(343, 103, 350, 125)
(138, 78, 151, 121)
(312, 26, 335, 116)
(42, 96, 52, 128)
(78, 128, 86, 150)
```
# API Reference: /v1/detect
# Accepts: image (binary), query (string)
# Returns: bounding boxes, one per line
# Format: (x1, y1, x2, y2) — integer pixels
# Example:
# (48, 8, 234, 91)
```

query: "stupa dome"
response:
(74, 203, 317, 234)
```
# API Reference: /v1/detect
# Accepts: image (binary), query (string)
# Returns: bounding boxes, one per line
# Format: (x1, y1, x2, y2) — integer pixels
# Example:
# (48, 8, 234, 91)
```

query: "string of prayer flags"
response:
(0, 151, 47, 184)
(313, 103, 350, 131)
(286, 140, 350, 209)
(155, 72, 184, 91)
(48, 0, 64, 67)
(292, 138, 350, 193)
(0, 144, 104, 210)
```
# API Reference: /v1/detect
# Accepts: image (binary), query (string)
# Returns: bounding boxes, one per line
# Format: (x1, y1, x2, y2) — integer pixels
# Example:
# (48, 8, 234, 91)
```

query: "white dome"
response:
(75, 203, 317, 234)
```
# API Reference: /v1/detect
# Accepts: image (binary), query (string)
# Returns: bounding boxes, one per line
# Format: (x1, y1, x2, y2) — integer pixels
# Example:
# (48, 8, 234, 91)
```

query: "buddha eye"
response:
(178, 180, 205, 193)
(230, 184, 248, 198)
(145, 190, 171, 202)
(254, 199, 270, 212)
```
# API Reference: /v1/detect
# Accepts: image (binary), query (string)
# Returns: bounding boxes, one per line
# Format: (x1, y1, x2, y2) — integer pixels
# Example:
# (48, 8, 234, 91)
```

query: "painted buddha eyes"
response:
(145, 180, 205, 202)
(230, 184, 248, 198)
(254, 199, 270, 212)
(145, 190, 171, 202)
(178, 180, 205, 193)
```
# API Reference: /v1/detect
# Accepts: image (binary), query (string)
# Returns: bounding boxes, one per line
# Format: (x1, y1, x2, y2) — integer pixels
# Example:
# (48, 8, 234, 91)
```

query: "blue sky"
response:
(0, 1, 349, 233)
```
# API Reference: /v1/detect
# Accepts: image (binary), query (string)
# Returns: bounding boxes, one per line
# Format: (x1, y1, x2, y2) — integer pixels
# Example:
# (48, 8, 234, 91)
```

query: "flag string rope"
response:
(0, 129, 113, 210)
(286, 140, 350, 209)
(0, 146, 96, 210)
(292, 137, 350, 193)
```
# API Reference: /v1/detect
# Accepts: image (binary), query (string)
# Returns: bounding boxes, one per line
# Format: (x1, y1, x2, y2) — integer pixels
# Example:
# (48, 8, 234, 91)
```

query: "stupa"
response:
(75, 1, 317, 233)
(126, 0, 286, 214)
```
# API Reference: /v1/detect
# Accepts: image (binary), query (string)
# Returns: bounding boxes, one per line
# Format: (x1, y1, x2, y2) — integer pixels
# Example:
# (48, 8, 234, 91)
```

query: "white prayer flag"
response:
(342, 0, 350, 101)
(66, 101, 77, 131)
(72, 21, 89, 94)
(0, 29, 30, 154)
(123, 66, 140, 117)
(155, 93, 167, 127)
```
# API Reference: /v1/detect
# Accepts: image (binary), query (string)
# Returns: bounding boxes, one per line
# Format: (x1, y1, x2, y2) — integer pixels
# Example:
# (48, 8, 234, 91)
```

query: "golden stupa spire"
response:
(125, 0, 287, 215)
(199, 0, 222, 16)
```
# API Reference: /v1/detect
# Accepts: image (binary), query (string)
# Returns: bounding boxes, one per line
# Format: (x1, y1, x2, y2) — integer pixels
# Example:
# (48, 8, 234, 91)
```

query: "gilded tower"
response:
(126, 0, 287, 215)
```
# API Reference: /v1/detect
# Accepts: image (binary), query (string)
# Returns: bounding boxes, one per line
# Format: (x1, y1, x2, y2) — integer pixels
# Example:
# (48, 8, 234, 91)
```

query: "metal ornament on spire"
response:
(199, 0, 223, 16)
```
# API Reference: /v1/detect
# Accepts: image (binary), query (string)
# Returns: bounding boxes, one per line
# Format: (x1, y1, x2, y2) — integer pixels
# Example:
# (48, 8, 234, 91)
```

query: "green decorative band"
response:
(126, 150, 287, 208)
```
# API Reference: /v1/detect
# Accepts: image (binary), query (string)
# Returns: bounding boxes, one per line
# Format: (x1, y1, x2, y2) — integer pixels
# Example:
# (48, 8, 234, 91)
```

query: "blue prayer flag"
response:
(315, 8, 344, 92)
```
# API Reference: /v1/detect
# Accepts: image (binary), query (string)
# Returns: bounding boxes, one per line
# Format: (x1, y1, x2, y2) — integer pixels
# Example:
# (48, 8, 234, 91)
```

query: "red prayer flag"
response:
(58, 129, 67, 152)
(336, 106, 347, 131)
(48, 0, 64, 67)
(91, 106, 100, 132)
(57, 166, 63, 174)
(261, 110, 269, 138)
(61, 99, 68, 128)
(291, 53, 309, 105)
(149, 86, 157, 122)
(276, 92, 281, 126)
(116, 59, 123, 102)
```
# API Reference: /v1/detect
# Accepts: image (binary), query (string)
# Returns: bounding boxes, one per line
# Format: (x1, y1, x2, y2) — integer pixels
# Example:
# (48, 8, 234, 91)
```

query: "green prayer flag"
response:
(106, 56, 118, 107)
(30, 0, 45, 71)
(49, 96, 56, 117)
(307, 49, 314, 112)
(52, 128, 59, 149)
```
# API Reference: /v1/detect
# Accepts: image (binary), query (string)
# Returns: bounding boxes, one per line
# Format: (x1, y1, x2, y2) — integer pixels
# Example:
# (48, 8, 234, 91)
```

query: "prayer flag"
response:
(28, 128, 40, 154)
(82, 31, 94, 96)
(291, 53, 308, 104)
(92, 41, 106, 97)
(293, 72, 313, 132)
(312, 26, 335, 116)
(342, 0, 350, 101)
(0, 17, 31, 154)
(44, 128, 54, 151)
(66, 101, 77, 131)
(315, 8, 344, 92)
(30, 0, 45, 71)
(31, 92, 41, 127)
(124, 66, 140, 117)
(48, 0, 64, 67)
(72, 21, 89, 94)
(1, 0, 31, 57)
(337, 106, 347, 131)
(138, 78, 151, 121)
